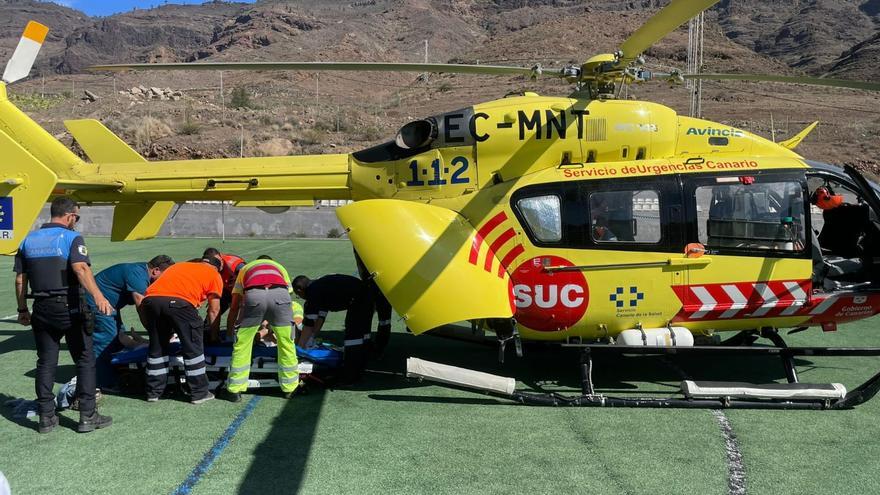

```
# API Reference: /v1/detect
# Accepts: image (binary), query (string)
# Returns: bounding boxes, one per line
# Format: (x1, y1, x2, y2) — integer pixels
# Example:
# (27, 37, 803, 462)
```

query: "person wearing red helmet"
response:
(811, 184, 867, 260)
(811, 186, 844, 211)
(202, 247, 246, 323)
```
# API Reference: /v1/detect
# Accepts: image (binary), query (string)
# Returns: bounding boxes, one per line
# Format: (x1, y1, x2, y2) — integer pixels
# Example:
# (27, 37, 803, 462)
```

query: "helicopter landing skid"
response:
(407, 345, 880, 410)
(537, 345, 880, 409)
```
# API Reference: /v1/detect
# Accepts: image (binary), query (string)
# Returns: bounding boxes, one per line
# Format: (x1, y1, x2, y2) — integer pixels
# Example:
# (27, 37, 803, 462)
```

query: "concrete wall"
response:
(34, 204, 346, 239)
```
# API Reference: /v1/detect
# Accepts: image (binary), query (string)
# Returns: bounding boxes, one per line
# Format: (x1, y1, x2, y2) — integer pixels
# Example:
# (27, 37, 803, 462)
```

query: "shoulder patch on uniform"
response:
(78, 245, 88, 256)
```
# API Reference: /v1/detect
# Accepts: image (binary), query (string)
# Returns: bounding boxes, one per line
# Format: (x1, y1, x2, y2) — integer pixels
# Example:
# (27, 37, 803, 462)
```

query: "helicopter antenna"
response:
(686, 11, 705, 117)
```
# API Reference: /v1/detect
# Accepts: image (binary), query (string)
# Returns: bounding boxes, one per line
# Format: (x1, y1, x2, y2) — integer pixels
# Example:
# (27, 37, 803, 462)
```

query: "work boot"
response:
(190, 392, 215, 405)
(283, 385, 307, 399)
(220, 389, 241, 403)
(38, 414, 58, 434)
(71, 389, 103, 411)
(77, 410, 113, 433)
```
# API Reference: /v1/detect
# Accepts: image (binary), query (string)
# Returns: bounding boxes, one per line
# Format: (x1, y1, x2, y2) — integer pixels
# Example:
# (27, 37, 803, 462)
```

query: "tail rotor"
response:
(2, 21, 48, 84)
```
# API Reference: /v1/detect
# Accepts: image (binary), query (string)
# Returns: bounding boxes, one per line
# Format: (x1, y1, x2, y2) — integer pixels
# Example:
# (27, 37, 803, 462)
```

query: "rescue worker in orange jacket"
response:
(203, 247, 246, 315)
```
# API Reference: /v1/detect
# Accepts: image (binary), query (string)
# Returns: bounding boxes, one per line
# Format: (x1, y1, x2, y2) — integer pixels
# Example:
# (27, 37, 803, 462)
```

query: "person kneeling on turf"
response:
(223, 255, 299, 401)
(88, 255, 174, 392)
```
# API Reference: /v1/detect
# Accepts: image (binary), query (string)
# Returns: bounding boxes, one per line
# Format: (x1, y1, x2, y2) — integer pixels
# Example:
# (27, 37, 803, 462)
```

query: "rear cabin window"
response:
(695, 180, 805, 252)
(588, 190, 661, 243)
(516, 195, 562, 242)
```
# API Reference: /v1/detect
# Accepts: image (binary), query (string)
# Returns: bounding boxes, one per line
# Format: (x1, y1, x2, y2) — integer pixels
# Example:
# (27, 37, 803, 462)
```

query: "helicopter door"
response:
(681, 172, 813, 326)
(842, 165, 880, 282)
(337, 199, 514, 335)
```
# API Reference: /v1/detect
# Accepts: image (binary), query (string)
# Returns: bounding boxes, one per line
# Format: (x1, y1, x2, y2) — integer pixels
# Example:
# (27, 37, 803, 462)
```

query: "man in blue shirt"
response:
(88, 255, 174, 390)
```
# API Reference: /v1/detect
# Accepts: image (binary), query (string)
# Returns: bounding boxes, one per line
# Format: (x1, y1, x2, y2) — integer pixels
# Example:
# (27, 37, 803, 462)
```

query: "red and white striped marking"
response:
(674, 281, 880, 325)
(672, 280, 811, 321)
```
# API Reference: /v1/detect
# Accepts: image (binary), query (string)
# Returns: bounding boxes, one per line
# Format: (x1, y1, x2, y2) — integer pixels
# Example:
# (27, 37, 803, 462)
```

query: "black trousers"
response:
(342, 286, 375, 379)
(142, 296, 209, 400)
(31, 296, 96, 416)
(371, 283, 392, 351)
(355, 250, 392, 351)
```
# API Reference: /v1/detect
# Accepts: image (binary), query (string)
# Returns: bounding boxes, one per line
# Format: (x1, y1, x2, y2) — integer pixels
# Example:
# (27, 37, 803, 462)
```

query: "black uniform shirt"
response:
(302, 274, 365, 326)
(14, 223, 90, 297)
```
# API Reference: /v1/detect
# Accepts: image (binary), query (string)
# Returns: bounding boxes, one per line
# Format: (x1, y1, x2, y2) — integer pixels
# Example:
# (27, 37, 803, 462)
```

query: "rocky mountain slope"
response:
(0, 0, 877, 172)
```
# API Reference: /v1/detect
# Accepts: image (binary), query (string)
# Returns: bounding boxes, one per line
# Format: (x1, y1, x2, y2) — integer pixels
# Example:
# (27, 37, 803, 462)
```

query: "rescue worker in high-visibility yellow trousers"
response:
(221, 255, 299, 402)
(255, 301, 303, 346)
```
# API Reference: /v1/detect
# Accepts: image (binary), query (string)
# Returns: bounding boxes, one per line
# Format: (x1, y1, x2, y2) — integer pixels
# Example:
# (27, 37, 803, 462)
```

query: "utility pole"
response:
(219, 71, 225, 119)
(686, 11, 704, 118)
(423, 39, 428, 85)
(770, 113, 776, 142)
(221, 201, 226, 243)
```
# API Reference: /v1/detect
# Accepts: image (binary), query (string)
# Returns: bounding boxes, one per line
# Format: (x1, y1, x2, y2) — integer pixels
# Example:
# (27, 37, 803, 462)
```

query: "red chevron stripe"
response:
(497, 244, 525, 278)
(469, 212, 508, 265)
(671, 280, 812, 321)
(484, 228, 516, 272)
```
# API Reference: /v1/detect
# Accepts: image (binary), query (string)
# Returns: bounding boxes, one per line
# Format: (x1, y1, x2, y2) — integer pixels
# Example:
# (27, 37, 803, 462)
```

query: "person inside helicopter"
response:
(809, 182, 880, 289)
(592, 215, 618, 242)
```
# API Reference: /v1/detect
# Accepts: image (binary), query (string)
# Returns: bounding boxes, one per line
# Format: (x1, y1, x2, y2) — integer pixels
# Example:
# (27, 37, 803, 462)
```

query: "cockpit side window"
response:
(588, 190, 661, 243)
(516, 195, 562, 242)
(695, 180, 806, 252)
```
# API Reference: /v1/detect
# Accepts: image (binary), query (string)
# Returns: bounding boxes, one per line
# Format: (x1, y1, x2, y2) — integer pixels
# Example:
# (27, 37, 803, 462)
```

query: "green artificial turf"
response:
(1, 237, 879, 495)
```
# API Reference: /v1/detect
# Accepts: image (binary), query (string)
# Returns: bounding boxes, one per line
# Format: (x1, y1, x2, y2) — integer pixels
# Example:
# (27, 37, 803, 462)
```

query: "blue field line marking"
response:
(171, 396, 263, 495)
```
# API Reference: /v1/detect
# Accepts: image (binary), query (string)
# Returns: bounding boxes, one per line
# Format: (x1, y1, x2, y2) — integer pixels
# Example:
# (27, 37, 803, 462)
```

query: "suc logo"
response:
(510, 256, 589, 332)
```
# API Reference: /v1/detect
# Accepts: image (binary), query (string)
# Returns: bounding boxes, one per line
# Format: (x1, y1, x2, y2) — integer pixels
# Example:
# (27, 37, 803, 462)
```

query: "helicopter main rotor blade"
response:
(683, 73, 880, 92)
(88, 61, 564, 78)
(618, 0, 720, 65)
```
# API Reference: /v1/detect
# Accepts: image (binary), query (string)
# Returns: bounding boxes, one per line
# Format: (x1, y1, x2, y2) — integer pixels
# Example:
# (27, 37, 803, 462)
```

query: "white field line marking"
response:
(238, 240, 295, 258)
(660, 357, 747, 495)
(712, 410, 747, 495)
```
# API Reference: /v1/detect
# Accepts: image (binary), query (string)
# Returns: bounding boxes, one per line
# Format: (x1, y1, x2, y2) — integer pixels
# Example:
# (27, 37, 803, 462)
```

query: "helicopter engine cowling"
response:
(395, 118, 437, 149)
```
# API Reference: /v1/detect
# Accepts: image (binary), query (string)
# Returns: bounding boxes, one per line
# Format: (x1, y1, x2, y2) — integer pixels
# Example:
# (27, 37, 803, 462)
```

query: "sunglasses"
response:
(68, 212, 80, 223)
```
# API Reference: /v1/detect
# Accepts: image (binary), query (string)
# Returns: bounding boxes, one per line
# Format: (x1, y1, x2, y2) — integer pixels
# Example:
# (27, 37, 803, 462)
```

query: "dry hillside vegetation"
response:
(0, 0, 876, 171)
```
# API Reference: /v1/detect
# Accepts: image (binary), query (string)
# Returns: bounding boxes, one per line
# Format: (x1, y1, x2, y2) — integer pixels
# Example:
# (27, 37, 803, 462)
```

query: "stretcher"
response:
(111, 342, 342, 392)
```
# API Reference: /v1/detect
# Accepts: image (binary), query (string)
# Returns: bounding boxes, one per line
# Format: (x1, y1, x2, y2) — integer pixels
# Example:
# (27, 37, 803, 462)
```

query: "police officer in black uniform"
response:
(293, 273, 374, 384)
(14, 197, 114, 433)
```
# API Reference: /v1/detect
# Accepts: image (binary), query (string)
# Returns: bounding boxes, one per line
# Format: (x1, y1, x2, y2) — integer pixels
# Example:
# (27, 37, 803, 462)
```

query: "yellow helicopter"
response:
(4, 0, 880, 408)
